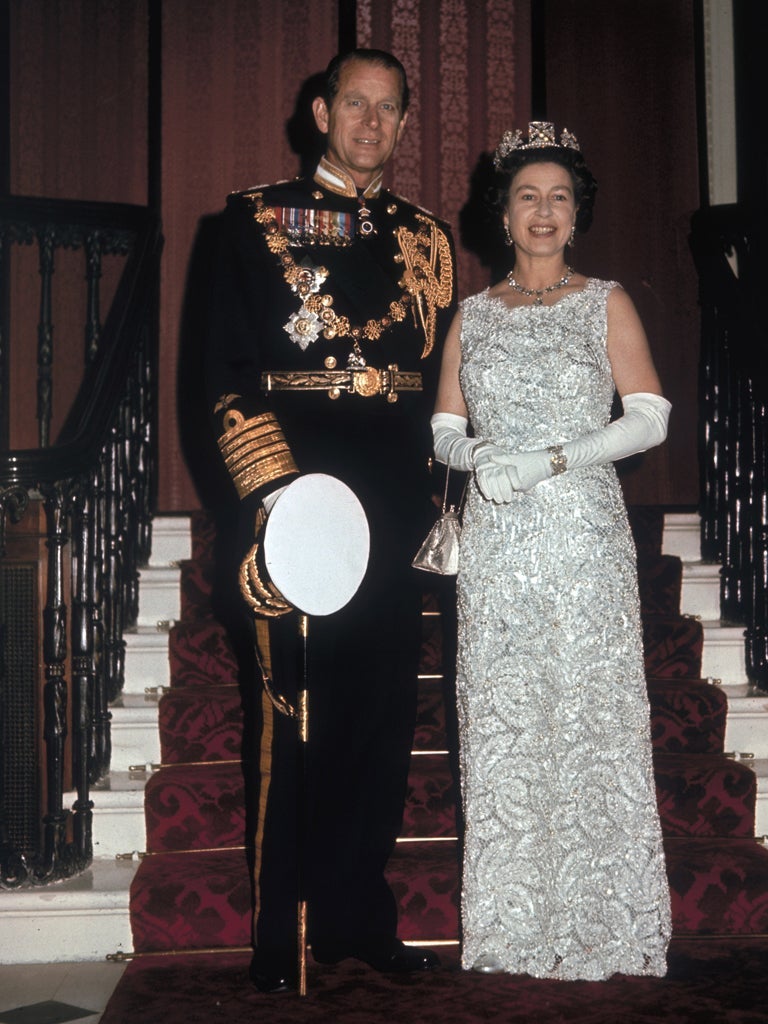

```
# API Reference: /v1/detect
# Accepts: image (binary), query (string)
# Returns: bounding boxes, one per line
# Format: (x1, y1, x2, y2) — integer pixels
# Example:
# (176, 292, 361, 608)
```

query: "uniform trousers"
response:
(246, 542, 423, 960)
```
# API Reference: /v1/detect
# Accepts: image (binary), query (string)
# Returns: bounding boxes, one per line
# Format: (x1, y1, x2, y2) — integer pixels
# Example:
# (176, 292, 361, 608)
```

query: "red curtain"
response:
(8, 0, 148, 449)
(10, 0, 148, 205)
(545, 0, 700, 506)
(358, 0, 531, 300)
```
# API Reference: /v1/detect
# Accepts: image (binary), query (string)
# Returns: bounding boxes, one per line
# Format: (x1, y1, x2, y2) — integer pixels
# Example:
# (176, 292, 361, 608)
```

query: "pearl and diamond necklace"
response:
(507, 265, 574, 305)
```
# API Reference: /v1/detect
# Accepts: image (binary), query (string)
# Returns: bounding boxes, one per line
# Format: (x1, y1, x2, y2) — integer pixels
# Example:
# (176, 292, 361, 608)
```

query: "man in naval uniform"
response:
(206, 48, 456, 993)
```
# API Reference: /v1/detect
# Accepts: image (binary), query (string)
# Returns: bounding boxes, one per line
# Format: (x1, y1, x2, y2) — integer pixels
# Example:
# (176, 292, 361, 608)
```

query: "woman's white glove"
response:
(430, 412, 484, 470)
(470, 392, 672, 503)
(561, 391, 671, 470)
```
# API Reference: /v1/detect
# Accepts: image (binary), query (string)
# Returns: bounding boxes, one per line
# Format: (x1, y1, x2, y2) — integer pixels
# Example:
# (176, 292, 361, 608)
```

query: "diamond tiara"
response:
(493, 121, 580, 169)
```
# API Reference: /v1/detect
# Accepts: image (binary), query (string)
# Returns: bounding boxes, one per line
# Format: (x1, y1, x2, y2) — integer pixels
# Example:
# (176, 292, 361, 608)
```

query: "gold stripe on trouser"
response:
(252, 616, 275, 931)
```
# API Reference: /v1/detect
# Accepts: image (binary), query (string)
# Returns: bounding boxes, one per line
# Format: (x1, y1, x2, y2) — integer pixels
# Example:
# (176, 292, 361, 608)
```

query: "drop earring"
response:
(569, 225, 576, 248)
(504, 226, 514, 247)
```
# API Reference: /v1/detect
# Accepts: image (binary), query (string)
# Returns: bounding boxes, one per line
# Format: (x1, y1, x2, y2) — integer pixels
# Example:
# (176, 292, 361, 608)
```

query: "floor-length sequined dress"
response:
(456, 279, 671, 980)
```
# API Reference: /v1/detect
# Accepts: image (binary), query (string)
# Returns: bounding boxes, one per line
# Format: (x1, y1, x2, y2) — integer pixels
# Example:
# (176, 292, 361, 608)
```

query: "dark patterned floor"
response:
(99, 939, 768, 1024)
(0, 1003, 94, 1024)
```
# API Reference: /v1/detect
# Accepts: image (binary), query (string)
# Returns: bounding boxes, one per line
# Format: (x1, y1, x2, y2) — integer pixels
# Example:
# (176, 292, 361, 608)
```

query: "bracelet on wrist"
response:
(547, 444, 567, 475)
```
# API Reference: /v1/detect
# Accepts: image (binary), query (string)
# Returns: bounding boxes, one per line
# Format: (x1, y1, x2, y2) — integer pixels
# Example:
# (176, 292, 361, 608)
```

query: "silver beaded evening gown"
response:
(456, 279, 671, 980)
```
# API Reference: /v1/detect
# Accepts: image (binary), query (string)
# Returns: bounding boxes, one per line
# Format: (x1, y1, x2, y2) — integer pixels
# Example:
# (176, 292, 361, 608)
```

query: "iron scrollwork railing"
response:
(690, 203, 768, 691)
(0, 196, 161, 886)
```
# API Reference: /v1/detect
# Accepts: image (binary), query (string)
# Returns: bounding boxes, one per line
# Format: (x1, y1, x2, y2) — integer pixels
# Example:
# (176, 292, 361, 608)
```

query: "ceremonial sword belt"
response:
(261, 364, 422, 403)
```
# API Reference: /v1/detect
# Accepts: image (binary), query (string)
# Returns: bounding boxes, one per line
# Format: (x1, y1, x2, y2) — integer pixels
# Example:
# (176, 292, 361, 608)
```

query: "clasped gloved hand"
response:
(473, 444, 552, 501)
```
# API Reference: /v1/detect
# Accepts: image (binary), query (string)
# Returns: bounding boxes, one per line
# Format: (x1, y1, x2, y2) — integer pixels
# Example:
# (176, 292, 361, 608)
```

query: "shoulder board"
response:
(385, 191, 453, 230)
(229, 178, 296, 197)
(227, 177, 304, 201)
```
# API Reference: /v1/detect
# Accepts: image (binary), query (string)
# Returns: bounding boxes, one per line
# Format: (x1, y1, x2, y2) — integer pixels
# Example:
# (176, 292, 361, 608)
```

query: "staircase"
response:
(0, 517, 191, 963)
(3, 509, 768, 964)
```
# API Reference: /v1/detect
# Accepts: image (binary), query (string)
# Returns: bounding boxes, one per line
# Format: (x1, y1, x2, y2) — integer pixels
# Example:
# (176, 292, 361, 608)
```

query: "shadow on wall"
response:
(286, 72, 327, 179)
(459, 151, 511, 286)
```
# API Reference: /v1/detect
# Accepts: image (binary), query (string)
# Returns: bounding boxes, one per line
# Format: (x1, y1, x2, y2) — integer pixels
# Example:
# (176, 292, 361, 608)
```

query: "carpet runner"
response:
(100, 507, 768, 1021)
(99, 940, 768, 1024)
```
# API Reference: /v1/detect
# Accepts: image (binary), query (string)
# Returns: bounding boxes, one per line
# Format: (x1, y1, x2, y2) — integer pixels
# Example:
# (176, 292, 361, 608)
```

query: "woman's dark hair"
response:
(324, 48, 410, 115)
(492, 146, 598, 234)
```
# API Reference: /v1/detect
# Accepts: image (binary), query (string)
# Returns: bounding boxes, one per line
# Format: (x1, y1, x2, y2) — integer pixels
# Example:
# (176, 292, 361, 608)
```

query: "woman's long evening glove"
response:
(432, 393, 671, 504)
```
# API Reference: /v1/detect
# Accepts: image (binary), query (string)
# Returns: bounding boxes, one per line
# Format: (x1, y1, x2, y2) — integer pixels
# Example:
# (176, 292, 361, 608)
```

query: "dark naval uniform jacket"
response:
(208, 157, 456, 543)
(206, 157, 457, 958)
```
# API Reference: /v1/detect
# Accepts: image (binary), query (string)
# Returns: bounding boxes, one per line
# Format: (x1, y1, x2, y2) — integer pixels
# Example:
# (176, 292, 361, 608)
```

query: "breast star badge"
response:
(284, 307, 323, 349)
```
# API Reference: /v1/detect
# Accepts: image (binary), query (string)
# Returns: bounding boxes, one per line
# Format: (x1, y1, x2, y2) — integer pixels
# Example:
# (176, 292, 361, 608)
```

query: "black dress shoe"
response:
(248, 951, 296, 993)
(313, 938, 440, 973)
(370, 941, 441, 973)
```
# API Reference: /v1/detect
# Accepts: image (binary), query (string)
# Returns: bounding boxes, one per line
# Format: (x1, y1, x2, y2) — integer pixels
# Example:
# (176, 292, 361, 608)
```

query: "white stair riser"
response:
(109, 715, 161, 771)
(724, 698, 768, 759)
(679, 568, 721, 622)
(701, 626, 749, 688)
(0, 859, 137, 963)
(64, 774, 150, 857)
(90, 803, 146, 858)
(0, 906, 133, 963)
(661, 513, 702, 562)
(136, 566, 181, 626)
(149, 516, 192, 567)
(123, 630, 171, 695)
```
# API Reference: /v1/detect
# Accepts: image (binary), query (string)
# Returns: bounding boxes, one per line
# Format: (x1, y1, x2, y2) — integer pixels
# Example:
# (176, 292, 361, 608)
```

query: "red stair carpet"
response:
(100, 508, 768, 1023)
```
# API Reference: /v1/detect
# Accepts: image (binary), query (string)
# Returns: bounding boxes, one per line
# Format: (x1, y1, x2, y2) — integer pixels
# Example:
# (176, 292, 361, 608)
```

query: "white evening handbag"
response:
(411, 466, 467, 576)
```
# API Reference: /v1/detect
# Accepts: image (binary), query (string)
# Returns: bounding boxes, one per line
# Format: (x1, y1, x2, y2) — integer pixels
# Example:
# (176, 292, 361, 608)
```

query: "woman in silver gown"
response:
(431, 123, 672, 980)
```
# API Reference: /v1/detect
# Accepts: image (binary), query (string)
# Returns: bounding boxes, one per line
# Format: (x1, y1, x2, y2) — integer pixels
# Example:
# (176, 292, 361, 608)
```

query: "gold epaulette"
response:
(217, 408, 297, 500)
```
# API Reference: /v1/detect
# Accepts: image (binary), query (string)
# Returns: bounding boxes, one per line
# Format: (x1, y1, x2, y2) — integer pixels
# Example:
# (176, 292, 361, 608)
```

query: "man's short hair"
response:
(325, 48, 410, 114)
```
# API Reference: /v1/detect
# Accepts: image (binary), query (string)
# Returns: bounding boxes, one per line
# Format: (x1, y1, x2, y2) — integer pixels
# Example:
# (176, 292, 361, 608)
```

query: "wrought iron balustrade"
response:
(690, 203, 768, 690)
(0, 196, 162, 886)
